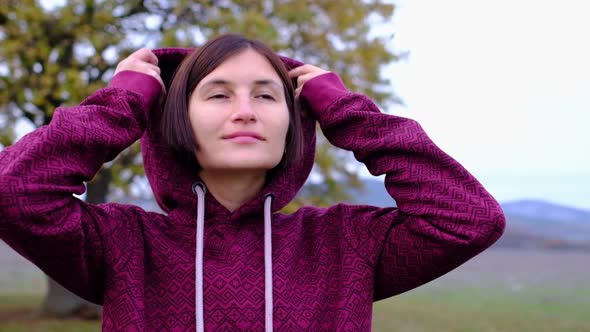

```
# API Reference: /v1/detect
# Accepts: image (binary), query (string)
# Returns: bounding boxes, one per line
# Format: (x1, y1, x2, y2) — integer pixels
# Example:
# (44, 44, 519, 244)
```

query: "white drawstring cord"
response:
(193, 183, 274, 332)
(263, 194, 274, 332)
(193, 183, 206, 332)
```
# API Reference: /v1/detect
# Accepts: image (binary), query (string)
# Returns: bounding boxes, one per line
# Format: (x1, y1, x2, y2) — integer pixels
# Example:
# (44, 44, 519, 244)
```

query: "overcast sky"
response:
(370, 0, 590, 209)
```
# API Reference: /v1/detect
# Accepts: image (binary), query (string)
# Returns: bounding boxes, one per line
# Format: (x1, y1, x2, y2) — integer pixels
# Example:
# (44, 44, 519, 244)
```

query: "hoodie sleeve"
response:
(299, 73, 506, 301)
(0, 70, 162, 303)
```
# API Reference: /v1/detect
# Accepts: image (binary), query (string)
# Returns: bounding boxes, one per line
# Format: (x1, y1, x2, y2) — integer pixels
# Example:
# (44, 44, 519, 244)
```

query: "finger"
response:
(117, 61, 165, 90)
(288, 64, 312, 78)
(296, 72, 314, 88)
(145, 50, 159, 66)
(296, 75, 304, 89)
(123, 60, 161, 77)
(116, 51, 159, 75)
(144, 66, 166, 92)
(145, 62, 161, 75)
(133, 48, 159, 66)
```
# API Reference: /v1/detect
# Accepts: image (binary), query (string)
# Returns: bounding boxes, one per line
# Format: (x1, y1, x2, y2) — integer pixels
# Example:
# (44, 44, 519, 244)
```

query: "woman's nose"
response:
(230, 98, 257, 123)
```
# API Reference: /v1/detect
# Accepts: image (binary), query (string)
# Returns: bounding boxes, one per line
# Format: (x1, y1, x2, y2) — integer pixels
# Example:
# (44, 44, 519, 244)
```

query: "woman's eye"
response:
(210, 94, 228, 99)
(257, 94, 275, 101)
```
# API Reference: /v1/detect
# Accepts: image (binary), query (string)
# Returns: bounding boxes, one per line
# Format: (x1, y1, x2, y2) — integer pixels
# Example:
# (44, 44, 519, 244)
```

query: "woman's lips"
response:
(223, 131, 264, 142)
(225, 136, 261, 143)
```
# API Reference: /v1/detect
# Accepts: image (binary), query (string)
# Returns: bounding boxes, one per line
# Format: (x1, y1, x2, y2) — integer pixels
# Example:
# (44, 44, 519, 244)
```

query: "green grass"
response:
(373, 285, 590, 332)
(0, 295, 100, 332)
(0, 294, 41, 310)
(1, 286, 589, 332)
(0, 320, 99, 332)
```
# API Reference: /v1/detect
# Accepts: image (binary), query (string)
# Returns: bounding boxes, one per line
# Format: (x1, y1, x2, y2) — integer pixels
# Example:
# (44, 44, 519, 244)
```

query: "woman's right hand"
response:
(114, 48, 166, 94)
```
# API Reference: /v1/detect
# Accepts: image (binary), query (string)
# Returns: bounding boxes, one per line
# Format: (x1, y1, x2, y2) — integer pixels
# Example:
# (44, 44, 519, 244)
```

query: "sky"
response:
(367, 0, 590, 209)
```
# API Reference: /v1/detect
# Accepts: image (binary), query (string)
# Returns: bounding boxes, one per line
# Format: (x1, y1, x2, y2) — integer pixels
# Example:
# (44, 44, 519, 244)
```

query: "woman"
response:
(0, 34, 505, 331)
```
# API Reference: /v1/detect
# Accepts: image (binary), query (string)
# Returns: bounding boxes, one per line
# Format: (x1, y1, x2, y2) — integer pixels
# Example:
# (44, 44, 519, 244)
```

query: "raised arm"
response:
(293, 68, 505, 300)
(0, 49, 164, 303)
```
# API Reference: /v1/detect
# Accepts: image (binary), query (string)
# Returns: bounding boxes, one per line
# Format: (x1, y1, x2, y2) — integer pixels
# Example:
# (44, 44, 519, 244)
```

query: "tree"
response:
(0, 0, 399, 318)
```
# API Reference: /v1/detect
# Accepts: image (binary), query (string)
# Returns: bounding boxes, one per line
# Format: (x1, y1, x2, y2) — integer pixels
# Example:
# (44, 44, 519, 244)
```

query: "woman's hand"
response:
(288, 64, 331, 97)
(114, 48, 166, 94)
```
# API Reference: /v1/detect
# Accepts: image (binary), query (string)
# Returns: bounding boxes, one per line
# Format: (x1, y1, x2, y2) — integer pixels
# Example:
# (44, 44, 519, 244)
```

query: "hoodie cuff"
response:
(299, 72, 350, 120)
(109, 70, 162, 110)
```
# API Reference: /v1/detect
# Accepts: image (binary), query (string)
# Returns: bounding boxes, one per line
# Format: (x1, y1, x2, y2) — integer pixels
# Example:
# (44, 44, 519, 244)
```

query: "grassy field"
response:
(374, 285, 590, 332)
(1, 247, 589, 331)
(1, 285, 589, 332)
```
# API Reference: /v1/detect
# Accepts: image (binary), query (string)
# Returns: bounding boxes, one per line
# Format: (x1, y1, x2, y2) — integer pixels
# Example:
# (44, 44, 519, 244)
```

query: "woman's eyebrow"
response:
(199, 79, 230, 90)
(199, 78, 282, 90)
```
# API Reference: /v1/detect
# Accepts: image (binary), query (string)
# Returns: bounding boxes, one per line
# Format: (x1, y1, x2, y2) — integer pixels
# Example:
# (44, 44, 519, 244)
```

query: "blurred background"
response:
(1, 0, 588, 331)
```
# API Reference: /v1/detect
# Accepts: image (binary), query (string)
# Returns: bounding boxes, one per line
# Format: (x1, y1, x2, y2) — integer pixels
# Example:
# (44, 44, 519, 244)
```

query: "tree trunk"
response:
(40, 168, 111, 319)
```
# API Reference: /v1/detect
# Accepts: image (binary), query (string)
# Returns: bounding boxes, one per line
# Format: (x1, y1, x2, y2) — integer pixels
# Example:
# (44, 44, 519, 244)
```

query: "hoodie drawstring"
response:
(194, 183, 206, 332)
(263, 193, 274, 332)
(193, 183, 274, 332)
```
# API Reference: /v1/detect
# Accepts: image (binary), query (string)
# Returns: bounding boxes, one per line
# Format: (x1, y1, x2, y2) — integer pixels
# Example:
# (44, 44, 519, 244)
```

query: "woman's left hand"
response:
(288, 64, 331, 98)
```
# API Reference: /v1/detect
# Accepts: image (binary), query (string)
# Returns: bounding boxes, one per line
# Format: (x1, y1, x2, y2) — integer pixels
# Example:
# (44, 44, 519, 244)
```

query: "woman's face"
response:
(188, 49, 290, 173)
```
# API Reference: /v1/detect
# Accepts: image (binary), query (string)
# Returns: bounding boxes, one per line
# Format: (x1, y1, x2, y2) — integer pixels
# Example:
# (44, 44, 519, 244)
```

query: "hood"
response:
(139, 47, 317, 221)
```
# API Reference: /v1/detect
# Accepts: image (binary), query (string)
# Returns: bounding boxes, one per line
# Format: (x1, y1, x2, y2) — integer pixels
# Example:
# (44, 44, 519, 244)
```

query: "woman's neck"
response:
(198, 169, 266, 213)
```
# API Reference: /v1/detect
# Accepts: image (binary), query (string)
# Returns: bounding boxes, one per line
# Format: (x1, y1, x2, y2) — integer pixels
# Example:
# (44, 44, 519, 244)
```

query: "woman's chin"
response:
(208, 160, 281, 172)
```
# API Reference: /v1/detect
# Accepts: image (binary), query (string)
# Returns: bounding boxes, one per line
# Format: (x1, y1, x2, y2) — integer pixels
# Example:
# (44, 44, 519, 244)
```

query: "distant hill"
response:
(500, 200, 590, 242)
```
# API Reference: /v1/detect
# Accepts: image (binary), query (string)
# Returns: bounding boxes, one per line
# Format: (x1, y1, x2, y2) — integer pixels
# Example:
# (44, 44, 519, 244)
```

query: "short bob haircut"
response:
(161, 33, 304, 173)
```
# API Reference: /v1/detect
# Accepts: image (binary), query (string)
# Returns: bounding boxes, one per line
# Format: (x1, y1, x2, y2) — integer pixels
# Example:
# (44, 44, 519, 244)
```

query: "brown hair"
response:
(161, 34, 303, 172)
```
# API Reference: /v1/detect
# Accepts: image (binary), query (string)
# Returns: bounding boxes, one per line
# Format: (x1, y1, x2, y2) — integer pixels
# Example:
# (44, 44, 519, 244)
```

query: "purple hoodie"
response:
(0, 48, 505, 331)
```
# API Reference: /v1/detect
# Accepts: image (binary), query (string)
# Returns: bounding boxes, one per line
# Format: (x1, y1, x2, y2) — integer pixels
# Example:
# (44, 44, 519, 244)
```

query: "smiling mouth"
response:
(223, 132, 264, 140)
(226, 136, 261, 142)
